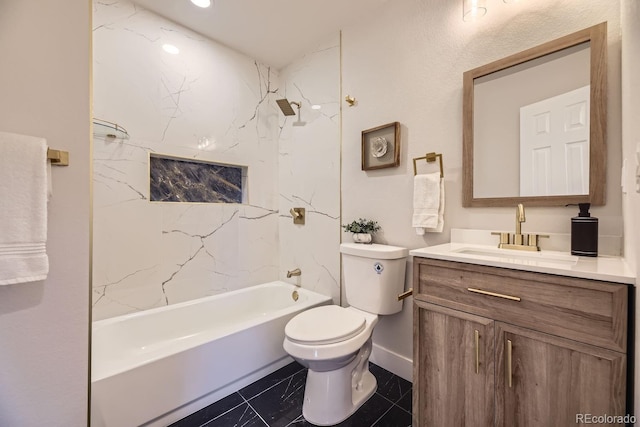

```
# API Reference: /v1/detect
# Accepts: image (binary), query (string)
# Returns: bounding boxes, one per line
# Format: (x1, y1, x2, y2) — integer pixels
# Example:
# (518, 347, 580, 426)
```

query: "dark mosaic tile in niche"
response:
(150, 155, 244, 203)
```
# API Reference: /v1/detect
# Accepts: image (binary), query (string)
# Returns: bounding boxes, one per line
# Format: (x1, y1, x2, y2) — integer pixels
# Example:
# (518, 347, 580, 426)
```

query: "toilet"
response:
(283, 243, 409, 426)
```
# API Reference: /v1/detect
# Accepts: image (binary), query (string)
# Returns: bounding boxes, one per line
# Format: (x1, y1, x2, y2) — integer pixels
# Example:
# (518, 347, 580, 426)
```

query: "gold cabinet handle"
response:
(474, 329, 480, 374)
(507, 339, 513, 388)
(467, 287, 521, 302)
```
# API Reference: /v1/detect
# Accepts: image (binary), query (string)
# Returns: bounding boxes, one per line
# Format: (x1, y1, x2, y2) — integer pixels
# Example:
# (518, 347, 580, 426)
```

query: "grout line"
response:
(374, 390, 401, 407)
(241, 368, 305, 401)
(283, 415, 304, 427)
(394, 388, 413, 415)
(370, 396, 413, 427)
(369, 404, 395, 427)
(241, 371, 302, 427)
(200, 391, 249, 427)
(202, 394, 268, 427)
(246, 400, 270, 427)
(196, 365, 412, 427)
(240, 364, 304, 401)
(199, 365, 305, 427)
(372, 389, 413, 416)
(392, 401, 413, 417)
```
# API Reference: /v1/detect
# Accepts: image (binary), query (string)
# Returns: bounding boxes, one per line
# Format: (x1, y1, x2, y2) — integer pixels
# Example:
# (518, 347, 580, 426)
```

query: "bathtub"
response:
(90, 281, 331, 427)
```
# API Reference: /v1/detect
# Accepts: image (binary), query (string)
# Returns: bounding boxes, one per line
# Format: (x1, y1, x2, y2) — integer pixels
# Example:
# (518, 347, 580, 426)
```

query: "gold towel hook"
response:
(412, 152, 443, 177)
(47, 148, 69, 166)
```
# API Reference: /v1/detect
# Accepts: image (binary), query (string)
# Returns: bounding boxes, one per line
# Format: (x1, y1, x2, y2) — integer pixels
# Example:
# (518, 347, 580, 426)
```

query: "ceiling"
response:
(133, 0, 388, 70)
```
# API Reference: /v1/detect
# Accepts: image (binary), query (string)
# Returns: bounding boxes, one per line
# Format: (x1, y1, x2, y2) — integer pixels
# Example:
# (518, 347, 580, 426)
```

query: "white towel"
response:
(0, 131, 49, 285)
(412, 172, 444, 235)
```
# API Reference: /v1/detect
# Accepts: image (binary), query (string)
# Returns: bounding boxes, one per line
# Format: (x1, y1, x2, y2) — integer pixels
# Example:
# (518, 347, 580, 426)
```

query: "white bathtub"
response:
(90, 281, 331, 427)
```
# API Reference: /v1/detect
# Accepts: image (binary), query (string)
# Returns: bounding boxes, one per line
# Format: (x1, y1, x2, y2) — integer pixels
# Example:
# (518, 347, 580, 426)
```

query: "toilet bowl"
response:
(283, 305, 379, 426)
(283, 243, 409, 426)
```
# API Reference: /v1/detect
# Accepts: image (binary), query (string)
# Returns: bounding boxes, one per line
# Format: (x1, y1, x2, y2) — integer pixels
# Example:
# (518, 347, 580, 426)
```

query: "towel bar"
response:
(412, 152, 443, 177)
(47, 148, 69, 166)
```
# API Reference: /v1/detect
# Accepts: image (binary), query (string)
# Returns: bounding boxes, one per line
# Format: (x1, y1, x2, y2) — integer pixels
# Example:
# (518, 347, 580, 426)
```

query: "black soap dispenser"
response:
(571, 203, 598, 257)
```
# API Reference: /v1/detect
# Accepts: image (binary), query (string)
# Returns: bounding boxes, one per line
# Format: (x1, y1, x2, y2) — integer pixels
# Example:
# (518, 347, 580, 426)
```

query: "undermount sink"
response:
(408, 229, 635, 285)
(451, 246, 579, 266)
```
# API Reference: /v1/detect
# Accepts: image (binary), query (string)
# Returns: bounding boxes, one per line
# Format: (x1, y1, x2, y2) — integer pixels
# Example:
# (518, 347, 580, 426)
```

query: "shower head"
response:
(276, 98, 300, 116)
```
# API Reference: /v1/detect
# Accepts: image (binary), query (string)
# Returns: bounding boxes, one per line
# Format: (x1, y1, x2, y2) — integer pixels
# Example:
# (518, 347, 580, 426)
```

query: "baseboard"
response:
(370, 343, 413, 383)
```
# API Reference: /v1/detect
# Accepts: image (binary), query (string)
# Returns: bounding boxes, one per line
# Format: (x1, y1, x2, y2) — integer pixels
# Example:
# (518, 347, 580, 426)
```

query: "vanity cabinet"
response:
(413, 257, 629, 427)
(414, 301, 495, 426)
(495, 322, 626, 426)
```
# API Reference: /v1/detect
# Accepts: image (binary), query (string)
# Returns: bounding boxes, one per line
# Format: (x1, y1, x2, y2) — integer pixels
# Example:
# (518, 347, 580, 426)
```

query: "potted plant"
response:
(342, 218, 381, 243)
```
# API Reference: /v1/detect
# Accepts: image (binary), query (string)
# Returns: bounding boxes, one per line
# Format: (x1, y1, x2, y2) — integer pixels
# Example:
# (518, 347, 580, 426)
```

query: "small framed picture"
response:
(361, 121, 400, 171)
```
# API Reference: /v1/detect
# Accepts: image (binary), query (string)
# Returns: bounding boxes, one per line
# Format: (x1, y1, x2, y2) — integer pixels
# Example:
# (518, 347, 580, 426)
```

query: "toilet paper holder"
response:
(397, 288, 413, 301)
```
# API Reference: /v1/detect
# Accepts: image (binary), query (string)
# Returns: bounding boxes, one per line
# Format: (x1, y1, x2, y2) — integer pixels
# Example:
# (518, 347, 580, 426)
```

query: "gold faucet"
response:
(514, 203, 526, 245)
(493, 204, 546, 251)
(286, 268, 302, 301)
(286, 268, 301, 278)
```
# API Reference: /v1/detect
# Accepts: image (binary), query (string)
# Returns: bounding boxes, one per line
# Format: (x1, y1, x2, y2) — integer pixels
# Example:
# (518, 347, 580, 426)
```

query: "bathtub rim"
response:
(92, 280, 322, 328)
(91, 281, 332, 382)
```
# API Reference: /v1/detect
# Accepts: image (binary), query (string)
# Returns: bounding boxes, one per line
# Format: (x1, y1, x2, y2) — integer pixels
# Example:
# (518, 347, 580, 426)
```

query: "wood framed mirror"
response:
(462, 22, 607, 207)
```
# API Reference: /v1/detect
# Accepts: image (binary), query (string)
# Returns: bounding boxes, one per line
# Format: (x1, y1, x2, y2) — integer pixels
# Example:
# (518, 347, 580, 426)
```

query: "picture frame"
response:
(361, 121, 400, 171)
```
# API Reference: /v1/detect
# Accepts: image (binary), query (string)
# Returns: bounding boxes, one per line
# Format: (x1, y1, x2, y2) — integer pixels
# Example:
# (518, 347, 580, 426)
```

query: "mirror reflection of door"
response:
(519, 85, 590, 196)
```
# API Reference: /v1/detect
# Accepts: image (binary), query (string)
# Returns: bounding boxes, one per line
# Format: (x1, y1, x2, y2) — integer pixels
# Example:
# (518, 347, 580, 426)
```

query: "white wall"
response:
(342, 0, 623, 376)
(621, 0, 640, 415)
(0, 1, 91, 426)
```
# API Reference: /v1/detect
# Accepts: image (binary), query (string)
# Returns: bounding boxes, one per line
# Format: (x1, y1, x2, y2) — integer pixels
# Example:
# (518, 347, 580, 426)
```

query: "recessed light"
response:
(311, 104, 322, 110)
(162, 44, 180, 55)
(190, 0, 211, 8)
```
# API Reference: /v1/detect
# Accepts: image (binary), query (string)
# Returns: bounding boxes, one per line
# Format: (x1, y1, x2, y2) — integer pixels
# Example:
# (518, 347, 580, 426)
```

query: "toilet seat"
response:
(285, 305, 366, 345)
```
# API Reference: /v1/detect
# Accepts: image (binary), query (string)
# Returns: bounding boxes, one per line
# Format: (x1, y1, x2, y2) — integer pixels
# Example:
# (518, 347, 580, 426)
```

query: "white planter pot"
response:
(352, 233, 372, 244)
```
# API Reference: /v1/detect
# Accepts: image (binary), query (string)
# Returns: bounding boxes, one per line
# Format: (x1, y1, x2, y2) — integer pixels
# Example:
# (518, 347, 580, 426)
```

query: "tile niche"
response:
(149, 155, 246, 204)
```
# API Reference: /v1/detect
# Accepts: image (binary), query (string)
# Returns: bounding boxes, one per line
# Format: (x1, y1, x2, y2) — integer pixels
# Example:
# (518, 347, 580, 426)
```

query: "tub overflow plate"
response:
(374, 262, 384, 274)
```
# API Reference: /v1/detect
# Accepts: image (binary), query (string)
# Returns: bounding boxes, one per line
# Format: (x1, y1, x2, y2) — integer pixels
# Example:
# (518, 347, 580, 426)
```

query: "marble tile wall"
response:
(277, 37, 341, 303)
(92, 1, 341, 320)
(92, 0, 281, 320)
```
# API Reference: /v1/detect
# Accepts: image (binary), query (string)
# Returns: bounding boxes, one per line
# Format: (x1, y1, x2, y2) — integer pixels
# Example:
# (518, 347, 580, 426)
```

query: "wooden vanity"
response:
(412, 255, 632, 426)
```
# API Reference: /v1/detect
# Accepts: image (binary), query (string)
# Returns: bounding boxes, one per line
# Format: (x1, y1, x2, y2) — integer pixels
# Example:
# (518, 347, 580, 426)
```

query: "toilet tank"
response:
(340, 243, 409, 315)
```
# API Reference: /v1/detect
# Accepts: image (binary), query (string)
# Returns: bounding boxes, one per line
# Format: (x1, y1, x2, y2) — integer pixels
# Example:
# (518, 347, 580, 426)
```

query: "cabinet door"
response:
(496, 322, 626, 427)
(414, 300, 495, 427)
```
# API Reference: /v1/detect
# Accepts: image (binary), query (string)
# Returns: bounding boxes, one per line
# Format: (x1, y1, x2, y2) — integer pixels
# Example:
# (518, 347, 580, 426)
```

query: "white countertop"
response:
(409, 230, 635, 285)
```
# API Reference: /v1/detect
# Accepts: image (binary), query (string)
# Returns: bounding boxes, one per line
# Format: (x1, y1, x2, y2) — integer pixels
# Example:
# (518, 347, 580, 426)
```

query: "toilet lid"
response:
(285, 305, 366, 345)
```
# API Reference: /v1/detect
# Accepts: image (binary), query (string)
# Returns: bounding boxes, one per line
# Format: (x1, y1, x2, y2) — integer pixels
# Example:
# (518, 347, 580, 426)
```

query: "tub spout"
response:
(287, 268, 301, 278)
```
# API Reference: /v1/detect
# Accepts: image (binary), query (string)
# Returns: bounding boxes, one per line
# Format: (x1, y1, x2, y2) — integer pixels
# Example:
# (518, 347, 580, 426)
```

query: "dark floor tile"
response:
(239, 361, 305, 400)
(368, 364, 412, 404)
(249, 369, 307, 427)
(203, 402, 267, 427)
(372, 405, 412, 427)
(175, 361, 412, 427)
(169, 392, 245, 427)
(396, 389, 412, 413)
